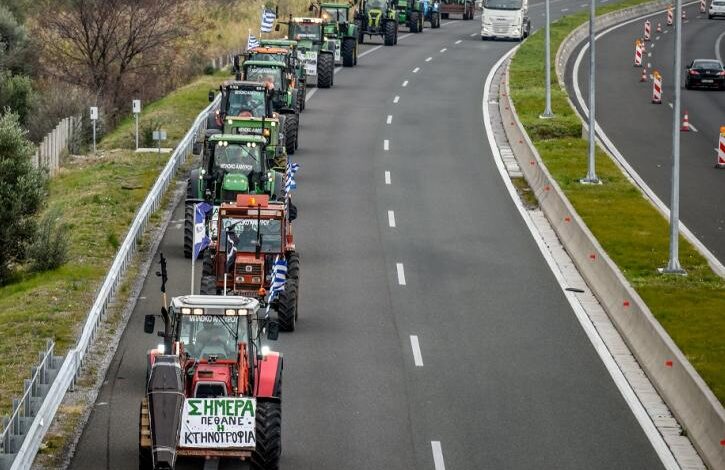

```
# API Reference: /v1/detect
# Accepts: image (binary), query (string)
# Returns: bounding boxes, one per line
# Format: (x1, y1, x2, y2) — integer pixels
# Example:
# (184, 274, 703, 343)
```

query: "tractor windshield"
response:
(222, 218, 283, 254)
(180, 315, 246, 361)
(251, 53, 287, 63)
(245, 66, 283, 90)
(483, 0, 523, 9)
(213, 143, 262, 174)
(321, 7, 348, 22)
(367, 0, 387, 10)
(291, 22, 322, 40)
(226, 89, 266, 117)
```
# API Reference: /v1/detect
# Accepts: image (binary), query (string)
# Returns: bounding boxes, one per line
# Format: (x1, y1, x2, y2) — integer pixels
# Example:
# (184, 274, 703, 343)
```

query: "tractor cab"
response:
(288, 17, 325, 44)
(242, 60, 297, 114)
(223, 115, 287, 170)
(211, 81, 274, 131)
(140, 292, 282, 469)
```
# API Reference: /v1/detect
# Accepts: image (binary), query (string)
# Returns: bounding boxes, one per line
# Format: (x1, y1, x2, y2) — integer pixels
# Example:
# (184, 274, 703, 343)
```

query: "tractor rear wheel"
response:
(202, 250, 214, 277)
(183, 203, 193, 259)
(410, 11, 421, 32)
(342, 38, 356, 67)
(285, 114, 298, 155)
(277, 279, 298, 331)
(251, 401, 281, 470)
(287, 251, 300, 283)
(384, 21, 396, 45)
(200, 274, 217, 295)
(432, 12, 441, 28)
(317, 53, 334, 88)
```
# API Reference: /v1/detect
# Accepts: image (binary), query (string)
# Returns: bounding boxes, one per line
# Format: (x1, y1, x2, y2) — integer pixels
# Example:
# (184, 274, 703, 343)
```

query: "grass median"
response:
(509, 1, 725, 403)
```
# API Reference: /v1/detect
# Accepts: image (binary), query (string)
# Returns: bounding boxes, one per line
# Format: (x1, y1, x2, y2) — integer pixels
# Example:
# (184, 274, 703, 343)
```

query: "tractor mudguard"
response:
(255, 352, 283, 398)
(272, 171, 285, 199)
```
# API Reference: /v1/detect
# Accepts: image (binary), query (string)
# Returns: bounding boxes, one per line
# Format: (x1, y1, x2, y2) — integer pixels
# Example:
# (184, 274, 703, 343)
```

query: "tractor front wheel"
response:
(285, 114, 298, 155)
(251, 401, 282, 470)
(384, 21, 396, 45)
(183, 203, 193, 259)
(317, 53, 334, 88)
(277, 279, 298, 332)
(200, 274, 217, 295)
(410, 11, 422, 32)
(342, 38, 356, 67)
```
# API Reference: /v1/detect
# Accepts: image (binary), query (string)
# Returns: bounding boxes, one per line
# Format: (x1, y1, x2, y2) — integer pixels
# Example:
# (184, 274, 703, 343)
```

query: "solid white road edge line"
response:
(483, 47, 680, 470)
(716, 30, 725, 63)
(396, 263, 406, 285)
(387, 114, 393, 124)
(410, 335, 424, 366)
(431, 441, 445, 470)
(385, 171, 391, 184)
(388, 210, 396, 228)
(384, 139, 390, 151)
(572, 2, 725, 277)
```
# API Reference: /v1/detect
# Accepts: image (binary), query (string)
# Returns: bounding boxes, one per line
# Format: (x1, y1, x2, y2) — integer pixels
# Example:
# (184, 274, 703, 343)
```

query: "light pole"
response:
(581, 0, 600, 184)
(663, 0, 685, 274)
(540, 0, 554, 119)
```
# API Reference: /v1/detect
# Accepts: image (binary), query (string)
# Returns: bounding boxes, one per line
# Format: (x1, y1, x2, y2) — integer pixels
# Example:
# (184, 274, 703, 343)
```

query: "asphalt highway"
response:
(70, 6, 667, 470)
(567, 3, 725, 263)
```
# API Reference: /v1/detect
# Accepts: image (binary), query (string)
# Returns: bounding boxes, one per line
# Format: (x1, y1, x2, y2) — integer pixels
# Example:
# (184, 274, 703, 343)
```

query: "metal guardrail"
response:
(0, 95, 220, 470)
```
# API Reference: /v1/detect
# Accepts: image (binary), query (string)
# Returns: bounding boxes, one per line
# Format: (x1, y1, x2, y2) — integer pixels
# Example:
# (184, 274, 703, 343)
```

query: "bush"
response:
(0, 71, 36, 126)
(0, 111, 46, 284)
(27, 207, 69, 272)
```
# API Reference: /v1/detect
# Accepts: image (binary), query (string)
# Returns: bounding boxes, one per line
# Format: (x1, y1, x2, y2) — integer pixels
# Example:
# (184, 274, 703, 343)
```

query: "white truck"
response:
(480, 0, 530, 41)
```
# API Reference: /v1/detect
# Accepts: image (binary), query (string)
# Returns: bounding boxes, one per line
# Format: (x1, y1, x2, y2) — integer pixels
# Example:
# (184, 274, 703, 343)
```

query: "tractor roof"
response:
(221, 80, 268, 91)
(291, 17, 324, 23)
(249, 47, 291, 55)
(243, 60, 287, 68)
(171, 295, 260, 314)
(260, 39, 298, 47)
(209, 134, 267, 144)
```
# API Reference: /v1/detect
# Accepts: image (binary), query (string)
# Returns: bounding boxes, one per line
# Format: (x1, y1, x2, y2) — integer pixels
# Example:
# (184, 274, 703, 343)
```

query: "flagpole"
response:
(190, 203, 196, 295)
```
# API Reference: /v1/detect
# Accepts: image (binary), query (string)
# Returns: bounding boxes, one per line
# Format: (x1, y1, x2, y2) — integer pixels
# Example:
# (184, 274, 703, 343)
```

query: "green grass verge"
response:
(509, 2, 725, 403)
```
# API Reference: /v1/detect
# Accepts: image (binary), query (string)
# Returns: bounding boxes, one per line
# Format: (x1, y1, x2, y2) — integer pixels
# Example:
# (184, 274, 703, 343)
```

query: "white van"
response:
(480, 0, 530, 41)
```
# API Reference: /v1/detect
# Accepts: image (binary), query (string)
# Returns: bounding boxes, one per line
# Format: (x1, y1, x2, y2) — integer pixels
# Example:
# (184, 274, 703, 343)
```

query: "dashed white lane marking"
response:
(470, 32, 477, 37)
(394, 95, 400, 103)
(388, 210, 396, 227)
(648, 52, 652, 57)
(668, 102, 673, 108)
(647, 62, 652, 68)
(431, 441, 445, 470)
(562, 7, 569, 11)
(413, 67, 420, 73)
(440, 47, 447, 52)
(387, 114, 393, 124)
(396, 263, 406, 285)
(650, 43, 655, 48)
(410, 335, 424, 366)
(425, 56, 432, 62)
(385, 171, 391, 185)
(402, 80, 409, 87)
(688, 123, 699, 132)
(664, 29, 669, 33)
(655, 35, 660, 40)
(455, 39, 463, 44)
(174, 223, 182, 230)
(384, 139, 390, 151)
(580, 3, 587, 6)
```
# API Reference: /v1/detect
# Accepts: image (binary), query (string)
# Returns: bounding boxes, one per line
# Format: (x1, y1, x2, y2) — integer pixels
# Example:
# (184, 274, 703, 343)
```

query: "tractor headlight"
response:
(157, 343, 165, 354)
(235, 276, 244, 283)
(181, 307, 191, 314)
(193, 308, 204, 315)
(252, 276, 261, 283)
(226, 308, 237, 316)
(261, 345, 271, 356)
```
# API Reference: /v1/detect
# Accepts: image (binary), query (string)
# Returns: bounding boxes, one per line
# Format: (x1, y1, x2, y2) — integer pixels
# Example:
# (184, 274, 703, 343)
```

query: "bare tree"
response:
(37, 0, 204, 120)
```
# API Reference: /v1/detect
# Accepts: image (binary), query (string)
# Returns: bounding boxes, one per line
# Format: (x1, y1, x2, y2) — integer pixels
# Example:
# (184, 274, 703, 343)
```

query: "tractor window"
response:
(226, 89, 266, 117)
(213, 143, 262, 174)
(321, 7, 348, 22)
(251, 53, 287, 63)
(222, 218, 283, 254)
(291, 23, 322, 40)
(367, 0, 387, 9)
(180, 315, 245, 360)
(245, 67, 283, 90)
(483, 0, 522, 9)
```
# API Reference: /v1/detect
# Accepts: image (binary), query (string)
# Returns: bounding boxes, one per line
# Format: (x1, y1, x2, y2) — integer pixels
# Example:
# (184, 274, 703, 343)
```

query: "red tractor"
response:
(140, 286, 283, 470)
(200, 194, 300, 332)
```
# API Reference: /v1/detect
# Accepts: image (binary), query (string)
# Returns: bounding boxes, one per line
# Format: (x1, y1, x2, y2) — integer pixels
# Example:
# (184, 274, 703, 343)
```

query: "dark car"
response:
(685, 59, 725, 90)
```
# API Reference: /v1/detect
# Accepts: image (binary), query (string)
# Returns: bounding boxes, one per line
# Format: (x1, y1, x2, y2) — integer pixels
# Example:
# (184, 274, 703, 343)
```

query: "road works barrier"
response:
(643, 19, 651, 39)
(634, 39, 643, 66)
(548, 2, 725, 467)
(652, 70, 662, 103)
(700, 0, 706, 12)
(0, 96, 221, 470)
(667, 5, 673, 24)
(717, 127, 725, 169)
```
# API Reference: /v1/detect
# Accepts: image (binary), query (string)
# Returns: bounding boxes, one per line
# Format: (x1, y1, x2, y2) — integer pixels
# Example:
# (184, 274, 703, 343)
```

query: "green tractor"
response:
(355, 0, 399, 45)
(258, 39, 308, 111)
(184, 132, 286, 259)
(397, 0, 424, 32)
(283, 17, 336, 88)
(313, 2, 360, 67)
(240, 60, 300, 154)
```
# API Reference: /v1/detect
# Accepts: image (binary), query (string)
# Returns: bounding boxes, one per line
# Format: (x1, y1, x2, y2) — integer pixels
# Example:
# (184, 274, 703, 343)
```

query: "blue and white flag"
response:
(192, 202, 212, 261)
(247, 33, 260, 50)
(265, 256, 287, 314)
(225, 229, 239, 273)
(260, 8, 276, 33)
(285, 161, 300, 194)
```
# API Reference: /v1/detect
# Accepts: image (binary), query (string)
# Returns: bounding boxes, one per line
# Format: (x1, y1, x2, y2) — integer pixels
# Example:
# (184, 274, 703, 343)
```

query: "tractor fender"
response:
(255, 351, 283, 398)
(272, 171, 285, 200)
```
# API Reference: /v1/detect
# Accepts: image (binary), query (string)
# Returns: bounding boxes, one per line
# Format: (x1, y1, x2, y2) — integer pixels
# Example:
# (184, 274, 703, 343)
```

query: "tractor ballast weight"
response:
(200, 194, 301, 332)
(355, 0, 399, 45)
(440, 0, 475, 19)
(313, 2, 360, 67)
(140, 292, 283, 470)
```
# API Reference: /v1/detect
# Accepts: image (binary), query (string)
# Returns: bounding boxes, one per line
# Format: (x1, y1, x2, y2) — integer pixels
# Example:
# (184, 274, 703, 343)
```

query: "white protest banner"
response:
(179, 398, 256, 448)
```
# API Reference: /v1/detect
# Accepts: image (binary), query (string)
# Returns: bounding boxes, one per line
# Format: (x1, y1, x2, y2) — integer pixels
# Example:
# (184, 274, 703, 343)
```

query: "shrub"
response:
(27, 207, 69, 272)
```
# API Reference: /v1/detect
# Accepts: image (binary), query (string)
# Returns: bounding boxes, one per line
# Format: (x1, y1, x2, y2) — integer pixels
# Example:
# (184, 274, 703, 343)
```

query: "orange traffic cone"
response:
(656, 22, 662, 32)
(681, 110, 691, 131)
(640, 67, 648, 82)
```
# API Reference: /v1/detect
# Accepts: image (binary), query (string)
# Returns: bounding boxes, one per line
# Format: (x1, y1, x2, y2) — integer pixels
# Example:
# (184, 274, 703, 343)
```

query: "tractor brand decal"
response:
(233, 127, 264, 135)
(180, 398, 256, 448)
(303, 51, 317, 75)
(218, 163, 254, 172)
(224, 219, 273, 229)
(232, 90, 259, 96)
(186, 315, 217, 323)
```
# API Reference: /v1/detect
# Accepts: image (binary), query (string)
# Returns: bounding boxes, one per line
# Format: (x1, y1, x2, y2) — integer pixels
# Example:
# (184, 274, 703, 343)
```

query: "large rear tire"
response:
(286, 251, 300, 283)
(251, 401, 282, 470)
(317, 53, 334, 88)
(384, 21, 396, 45)
(183, 203, 193, 259)
(342, 38, 356, 67)
(202, 250, 214, 277)
(410, 11, 421, 32)
(285, 114, 298, 155)
(277, 279, 298, 332)
(200, 274, 217, 295)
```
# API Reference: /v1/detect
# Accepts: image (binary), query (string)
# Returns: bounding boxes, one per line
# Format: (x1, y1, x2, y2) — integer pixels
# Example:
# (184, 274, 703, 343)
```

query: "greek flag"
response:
(260, 8, 276, 33)
(192, 202, 212, 261)
(265, 256, 287, 314)
(285, 161, 300, 194)
(225, 229, 239, 273)
(247, 34, 260, 50)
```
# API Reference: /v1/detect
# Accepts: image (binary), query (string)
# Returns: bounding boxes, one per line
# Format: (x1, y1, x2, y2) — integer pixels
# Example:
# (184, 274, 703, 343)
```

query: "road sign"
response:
(152, 130, 167, 141)
(90, 107, 98, 120)
(132, 99, 141, 114)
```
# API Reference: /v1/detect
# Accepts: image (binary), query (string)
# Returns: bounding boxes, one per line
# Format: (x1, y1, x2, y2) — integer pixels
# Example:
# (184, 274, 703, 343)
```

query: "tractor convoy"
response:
(144, 1, 478, 468)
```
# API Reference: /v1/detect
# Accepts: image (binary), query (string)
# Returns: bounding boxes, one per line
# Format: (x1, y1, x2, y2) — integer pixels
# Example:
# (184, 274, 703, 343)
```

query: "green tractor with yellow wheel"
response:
(312, 2, 360, 67)
(355, 0, 399, 45)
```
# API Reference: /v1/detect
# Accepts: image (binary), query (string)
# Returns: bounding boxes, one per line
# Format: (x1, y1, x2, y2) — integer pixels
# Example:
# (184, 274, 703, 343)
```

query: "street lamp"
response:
(540, 0, 554, 119)
(581, 0, 600, 184)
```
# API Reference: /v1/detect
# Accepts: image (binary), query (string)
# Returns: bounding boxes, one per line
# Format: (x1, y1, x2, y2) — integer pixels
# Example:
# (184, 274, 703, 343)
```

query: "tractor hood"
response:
(222, 173, 250, 192)
(192, 363, 233, 397)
